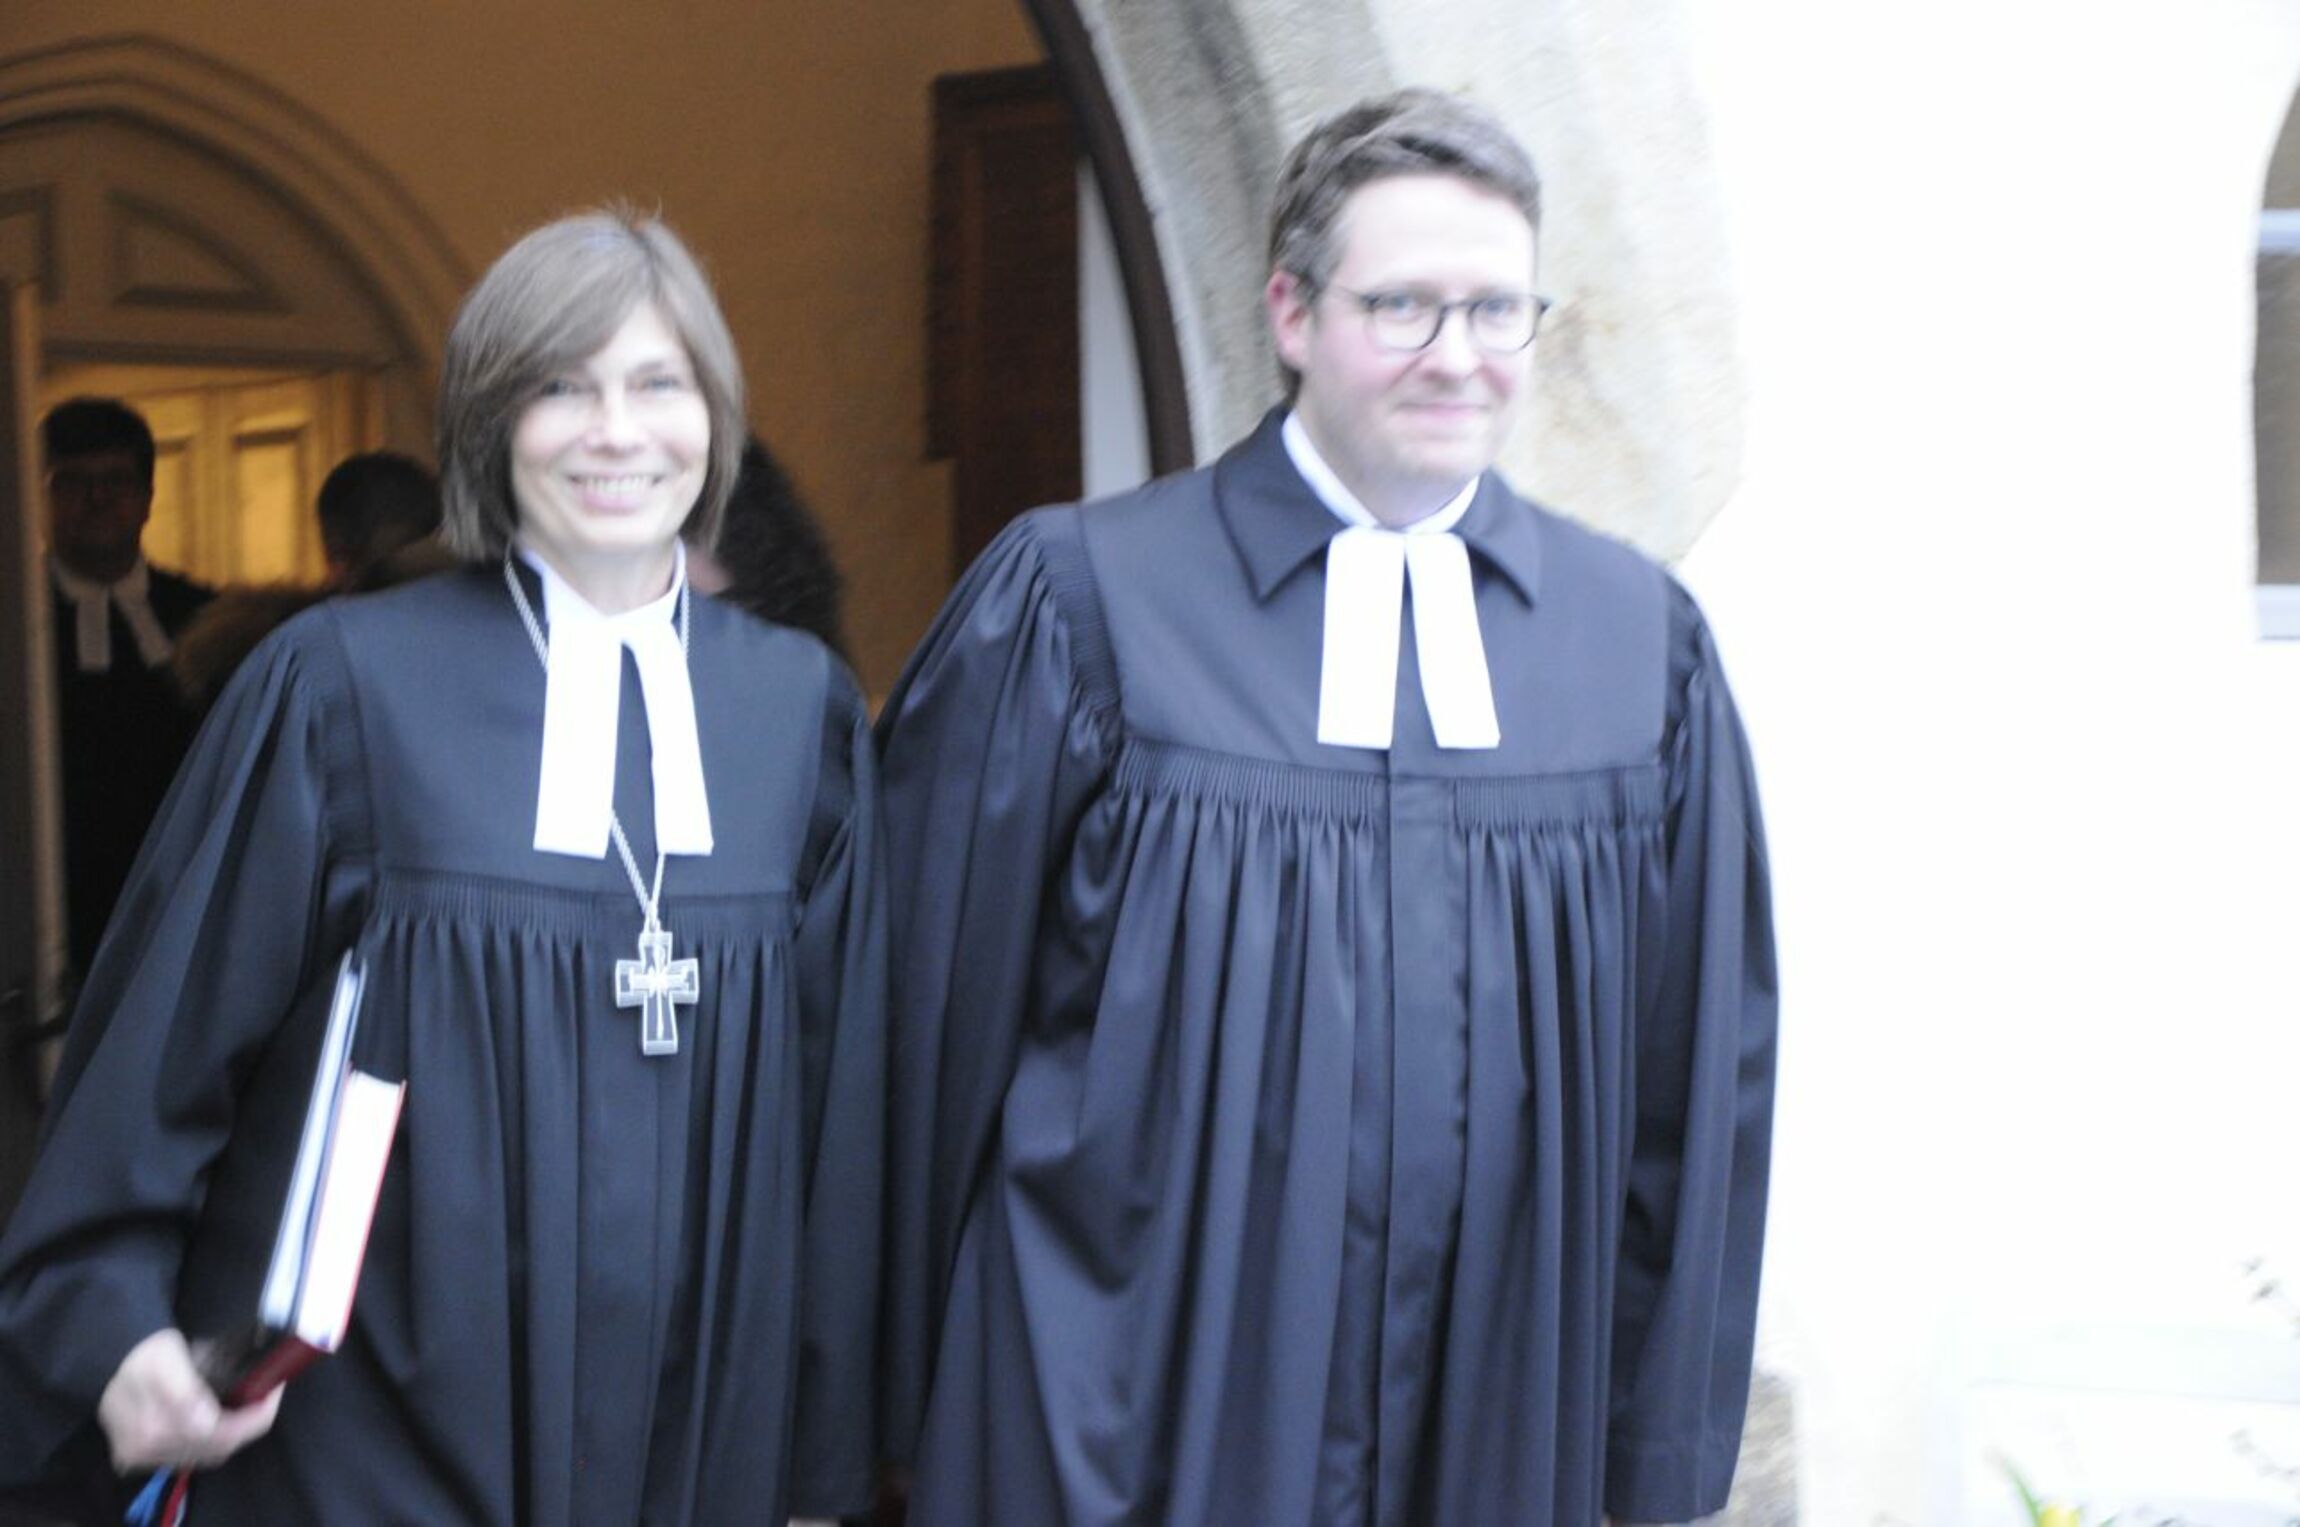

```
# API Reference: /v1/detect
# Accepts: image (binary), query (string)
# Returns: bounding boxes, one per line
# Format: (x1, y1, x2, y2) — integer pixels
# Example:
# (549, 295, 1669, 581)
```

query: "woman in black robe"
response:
(0, 210, 885, 1525)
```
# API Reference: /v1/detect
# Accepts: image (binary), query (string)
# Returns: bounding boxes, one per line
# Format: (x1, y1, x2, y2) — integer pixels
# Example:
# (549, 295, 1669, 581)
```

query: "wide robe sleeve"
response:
(787, 663, 891, 1518)
(1605, 585, 1780, 1523)
(0, 612, 367, 1494)
(873, 512, 1118, 1464)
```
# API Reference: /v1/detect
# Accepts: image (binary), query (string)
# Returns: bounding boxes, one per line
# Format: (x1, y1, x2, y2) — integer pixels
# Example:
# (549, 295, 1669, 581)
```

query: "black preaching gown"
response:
(52, 564, 212, 973)
(0, 565, 885, 1524)
(878, 415, 1777, 1527)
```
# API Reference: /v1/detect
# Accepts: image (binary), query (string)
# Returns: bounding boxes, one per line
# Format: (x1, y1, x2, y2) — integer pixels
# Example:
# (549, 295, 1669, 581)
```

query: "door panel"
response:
(0, 282, 62, 1222)
(929, 66, 1083, 578)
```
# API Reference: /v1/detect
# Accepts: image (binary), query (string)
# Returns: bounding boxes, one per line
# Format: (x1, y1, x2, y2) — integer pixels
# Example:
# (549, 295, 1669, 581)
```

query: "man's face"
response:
(1268, 173, 1538, 523)
(47, 448, 154, 573)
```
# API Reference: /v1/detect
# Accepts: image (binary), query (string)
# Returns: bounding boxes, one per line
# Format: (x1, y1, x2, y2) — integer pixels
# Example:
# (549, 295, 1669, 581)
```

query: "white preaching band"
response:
(1288, 412, 1501, 751)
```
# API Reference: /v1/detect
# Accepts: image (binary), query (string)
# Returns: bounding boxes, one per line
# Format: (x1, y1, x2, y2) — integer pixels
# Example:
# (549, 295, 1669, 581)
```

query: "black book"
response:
(174, 953, 404, 1406)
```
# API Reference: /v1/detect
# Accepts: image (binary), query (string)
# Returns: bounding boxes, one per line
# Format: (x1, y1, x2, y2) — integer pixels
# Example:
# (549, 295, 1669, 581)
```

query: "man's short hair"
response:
(41, 397, 156, 483)
(436, 207, 746, 561)
(1268, 88, 1543, 295)
(317, 451, 441, 575)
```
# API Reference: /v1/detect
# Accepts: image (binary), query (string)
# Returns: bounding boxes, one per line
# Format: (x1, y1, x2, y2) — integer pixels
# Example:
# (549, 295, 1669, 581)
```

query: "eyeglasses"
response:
(1329, 286, 1553, 354)
(47, 466, 148, 500)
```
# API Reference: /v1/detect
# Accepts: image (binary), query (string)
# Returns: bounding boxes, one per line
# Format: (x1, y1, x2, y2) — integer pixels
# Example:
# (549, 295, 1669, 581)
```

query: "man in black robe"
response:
(878, 90, 1778, 1525)
(41, 398, 212, 976)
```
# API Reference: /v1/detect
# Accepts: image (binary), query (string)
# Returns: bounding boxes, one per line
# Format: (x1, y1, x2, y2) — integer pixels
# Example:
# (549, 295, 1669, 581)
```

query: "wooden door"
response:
(928, 65, 1083, 578)
(0, 283, 61, 1222)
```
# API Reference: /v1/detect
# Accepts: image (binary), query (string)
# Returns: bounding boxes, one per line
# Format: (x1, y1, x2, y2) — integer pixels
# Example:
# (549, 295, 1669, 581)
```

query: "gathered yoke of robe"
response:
(0, 565, 886, 1525)
(878, 412, 1777, 1527)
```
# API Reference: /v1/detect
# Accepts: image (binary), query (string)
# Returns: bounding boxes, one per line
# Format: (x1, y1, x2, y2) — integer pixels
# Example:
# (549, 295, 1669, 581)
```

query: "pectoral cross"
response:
(615, 923, 699, 1057)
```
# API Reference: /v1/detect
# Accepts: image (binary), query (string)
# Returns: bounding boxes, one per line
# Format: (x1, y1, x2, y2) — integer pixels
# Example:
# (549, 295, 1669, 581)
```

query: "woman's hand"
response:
(97, 1330, 281, 1472)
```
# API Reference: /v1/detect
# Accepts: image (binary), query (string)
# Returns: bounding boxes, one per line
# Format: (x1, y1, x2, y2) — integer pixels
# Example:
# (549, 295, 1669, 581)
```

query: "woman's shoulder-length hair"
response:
(436, 207, 746, 560)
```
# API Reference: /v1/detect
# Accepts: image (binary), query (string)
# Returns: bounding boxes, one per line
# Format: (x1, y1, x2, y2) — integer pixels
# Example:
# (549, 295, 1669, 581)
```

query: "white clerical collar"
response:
(1281, 414, 1500, 750)
(1283, 412, 1479, 535)
(517, 542, 714, 860)
(50, 555, 172, 673)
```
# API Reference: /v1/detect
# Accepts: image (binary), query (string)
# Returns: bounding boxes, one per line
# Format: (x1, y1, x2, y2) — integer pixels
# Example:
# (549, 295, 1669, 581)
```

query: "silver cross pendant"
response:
(614, 923, 700, 1057)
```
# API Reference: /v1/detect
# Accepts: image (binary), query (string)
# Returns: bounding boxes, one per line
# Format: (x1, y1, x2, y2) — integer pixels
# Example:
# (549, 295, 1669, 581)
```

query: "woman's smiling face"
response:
(510, 299, 710, 594)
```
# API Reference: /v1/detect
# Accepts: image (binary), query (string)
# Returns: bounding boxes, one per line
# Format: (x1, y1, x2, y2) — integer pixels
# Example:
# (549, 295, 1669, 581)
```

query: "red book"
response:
(175, 954, 404, 1405)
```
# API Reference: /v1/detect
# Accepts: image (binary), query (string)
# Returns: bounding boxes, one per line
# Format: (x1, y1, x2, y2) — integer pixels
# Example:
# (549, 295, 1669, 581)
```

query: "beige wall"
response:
(6, 0, 1042, 690)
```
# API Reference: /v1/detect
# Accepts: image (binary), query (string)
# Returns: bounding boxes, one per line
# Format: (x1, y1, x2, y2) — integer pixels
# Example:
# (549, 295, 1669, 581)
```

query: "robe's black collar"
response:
(1209, 409, 1544, 606)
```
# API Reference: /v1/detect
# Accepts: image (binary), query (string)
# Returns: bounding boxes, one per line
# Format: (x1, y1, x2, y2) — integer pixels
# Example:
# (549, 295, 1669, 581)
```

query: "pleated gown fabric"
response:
(0, 566, 886, 1525)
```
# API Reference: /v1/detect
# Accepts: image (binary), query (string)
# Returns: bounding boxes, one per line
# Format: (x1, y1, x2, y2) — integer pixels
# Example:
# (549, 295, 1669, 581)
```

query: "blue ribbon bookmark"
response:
(123, 1470, 170, 1526)
(124, 1467, 189, 1527)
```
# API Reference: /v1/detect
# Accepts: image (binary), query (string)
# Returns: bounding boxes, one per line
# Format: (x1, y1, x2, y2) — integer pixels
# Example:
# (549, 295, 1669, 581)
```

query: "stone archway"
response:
(2256, 84, 2300, 635)
(1026, 0, 1745, 560)
(0, 33, 468, 448)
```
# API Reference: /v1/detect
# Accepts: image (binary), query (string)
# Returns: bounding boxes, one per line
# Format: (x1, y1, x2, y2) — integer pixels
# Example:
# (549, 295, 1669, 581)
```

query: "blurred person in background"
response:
(171, 451, 453, 708)
(687, 436, 846, 658)
(40, 398, 212, 982)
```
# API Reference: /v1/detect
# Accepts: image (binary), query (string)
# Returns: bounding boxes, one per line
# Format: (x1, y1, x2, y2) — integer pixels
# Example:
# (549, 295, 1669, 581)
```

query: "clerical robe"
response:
(52, 563, 212, 972)
(0, 565, 885, 1524)
(878, 413, 1777, 1526)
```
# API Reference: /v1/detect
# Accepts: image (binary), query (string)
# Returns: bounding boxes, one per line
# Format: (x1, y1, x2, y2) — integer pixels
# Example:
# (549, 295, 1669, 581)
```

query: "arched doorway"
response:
(1018, 0, 1193, 478)
(0, 36, 468, 1211)
(0, 35, 464, 417)
(2258, 85, 2300, 634)
(0, 37, 467, 583)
